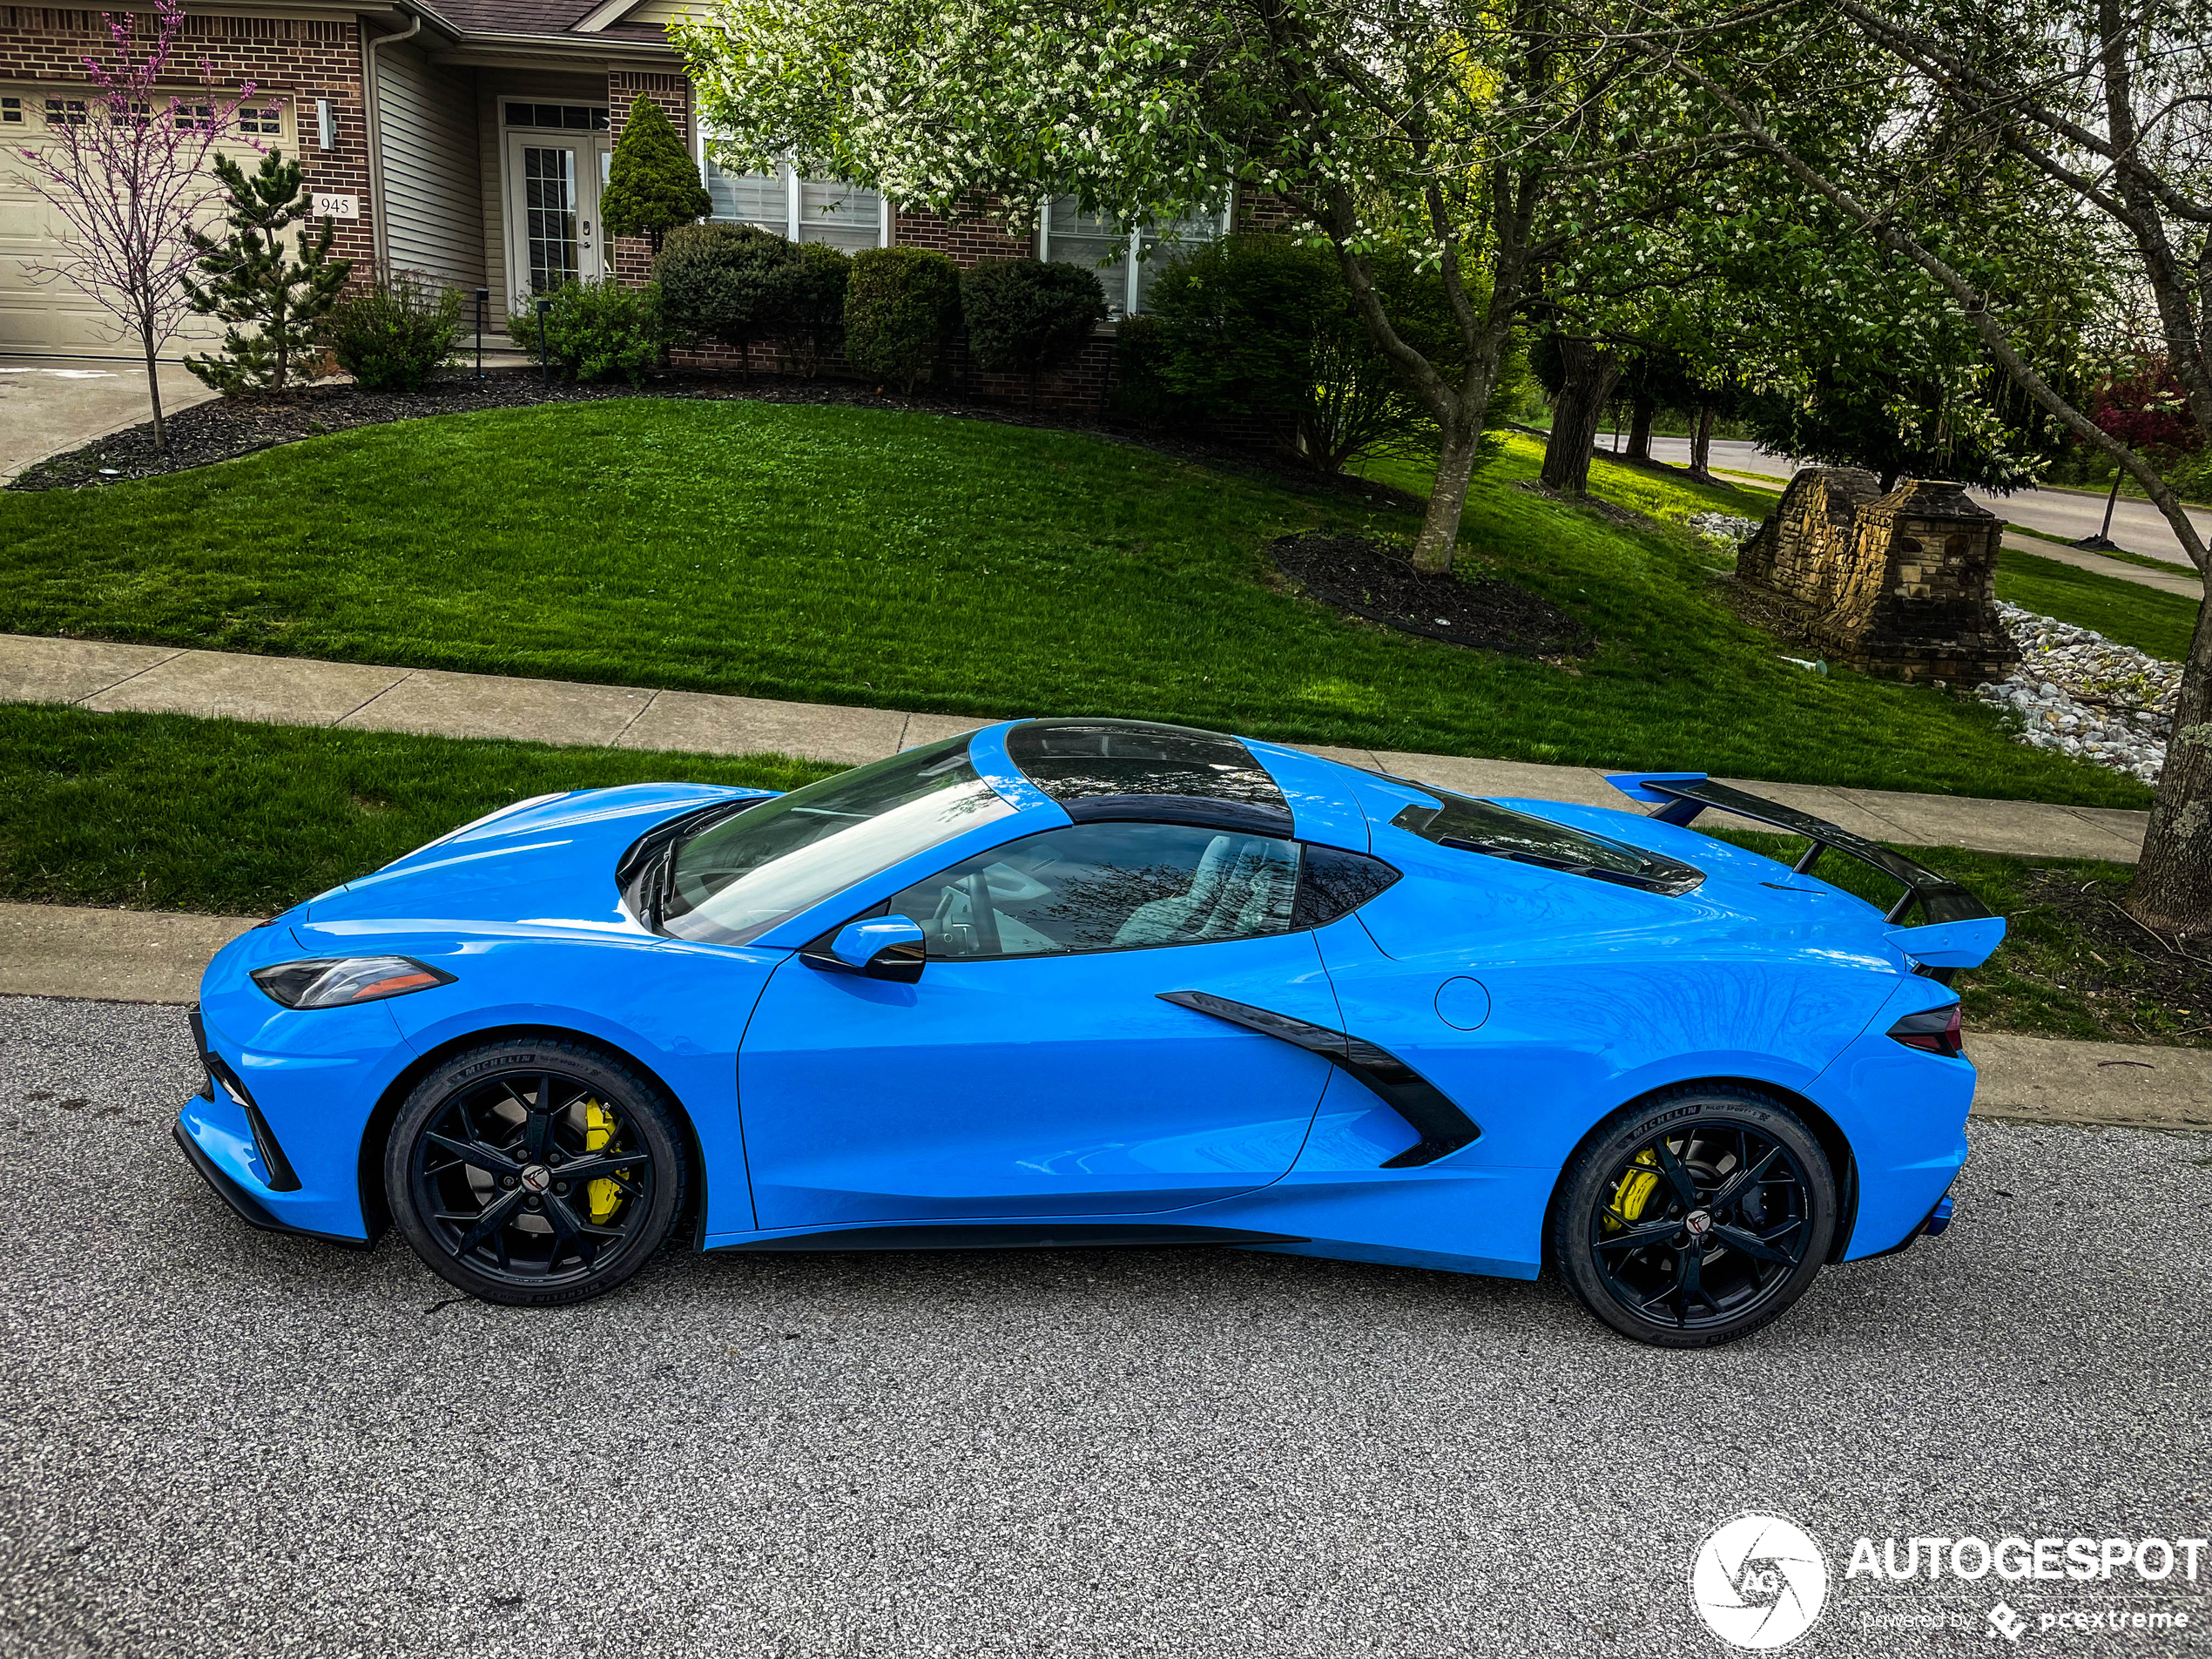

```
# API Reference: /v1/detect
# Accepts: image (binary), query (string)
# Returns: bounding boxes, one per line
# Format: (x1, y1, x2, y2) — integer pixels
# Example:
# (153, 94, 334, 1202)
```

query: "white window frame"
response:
(691, 127, 889, 249)
(1036, 190, 1235, 315)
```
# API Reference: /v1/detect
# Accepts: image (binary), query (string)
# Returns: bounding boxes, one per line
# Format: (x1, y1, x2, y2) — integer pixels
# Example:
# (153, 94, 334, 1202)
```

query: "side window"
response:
(885, 822, 1301, 959)
(1292, 845, 1400, 929)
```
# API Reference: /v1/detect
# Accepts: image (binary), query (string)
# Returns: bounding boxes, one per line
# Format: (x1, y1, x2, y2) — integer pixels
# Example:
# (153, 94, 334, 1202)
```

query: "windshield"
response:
(659, 735, 1012, 945)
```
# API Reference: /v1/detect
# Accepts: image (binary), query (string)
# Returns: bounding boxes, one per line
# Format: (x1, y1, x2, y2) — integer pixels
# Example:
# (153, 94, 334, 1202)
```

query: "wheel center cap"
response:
(1684, 1209, 1713, 1238)
(520, 1164, 552, 1193)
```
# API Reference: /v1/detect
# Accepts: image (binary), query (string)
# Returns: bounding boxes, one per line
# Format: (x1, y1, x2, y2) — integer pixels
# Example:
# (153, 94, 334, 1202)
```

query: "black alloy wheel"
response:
(1552, 1086, 1836, 1348)
(386, 1036, 689, 1307)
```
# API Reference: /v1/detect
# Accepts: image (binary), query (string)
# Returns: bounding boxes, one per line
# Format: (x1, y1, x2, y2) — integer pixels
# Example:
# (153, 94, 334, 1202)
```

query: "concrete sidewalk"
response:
(1, 632, 2152, 864)
(2, 902, 2202, 1130)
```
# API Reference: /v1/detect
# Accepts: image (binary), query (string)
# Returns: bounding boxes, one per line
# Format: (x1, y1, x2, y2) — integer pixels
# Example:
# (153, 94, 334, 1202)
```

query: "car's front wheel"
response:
(1552, 1086, 1836, 1347)
(385, 1036, 690, 1307)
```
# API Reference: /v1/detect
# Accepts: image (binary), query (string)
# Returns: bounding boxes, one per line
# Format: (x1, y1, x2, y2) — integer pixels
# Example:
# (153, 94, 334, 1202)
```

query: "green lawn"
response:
(0, 704, 832, 914)
(4, 703, 2189, 1046)
(0, 399, 2150, 806)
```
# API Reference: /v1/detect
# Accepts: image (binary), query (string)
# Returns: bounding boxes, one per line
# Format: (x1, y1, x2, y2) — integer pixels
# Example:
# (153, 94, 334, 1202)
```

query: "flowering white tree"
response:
(674, 0, 1721, 571)
(14, 0, 266, 451)
(1604, 0, 2212, 931)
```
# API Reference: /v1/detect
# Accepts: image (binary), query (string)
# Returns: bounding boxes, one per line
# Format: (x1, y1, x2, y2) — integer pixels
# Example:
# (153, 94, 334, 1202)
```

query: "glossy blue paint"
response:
(829, 915, 927, 972)
(734, 930, 1341, 1228)
(179, 719, 1996, 1318)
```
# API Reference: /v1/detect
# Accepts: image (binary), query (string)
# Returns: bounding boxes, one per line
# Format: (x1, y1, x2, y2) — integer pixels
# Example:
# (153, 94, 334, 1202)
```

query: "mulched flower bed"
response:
(1271, 531, 1591, 657)
(7, 366, 1427, 509)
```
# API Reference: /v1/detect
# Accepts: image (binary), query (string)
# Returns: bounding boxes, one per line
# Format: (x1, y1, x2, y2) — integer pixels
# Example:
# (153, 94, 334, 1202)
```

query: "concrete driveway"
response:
(0, 356, 216, 482)
(3, 995, 2207, 1658)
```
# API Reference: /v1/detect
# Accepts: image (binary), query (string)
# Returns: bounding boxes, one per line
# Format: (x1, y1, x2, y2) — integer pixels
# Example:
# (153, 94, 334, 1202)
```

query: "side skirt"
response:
(714, 1223, 1308, 1253)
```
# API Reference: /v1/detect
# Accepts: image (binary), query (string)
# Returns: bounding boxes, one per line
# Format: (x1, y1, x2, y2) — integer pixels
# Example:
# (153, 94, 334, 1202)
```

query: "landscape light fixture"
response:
(536, 298, 552, 387)
(474, 287, 488, 380)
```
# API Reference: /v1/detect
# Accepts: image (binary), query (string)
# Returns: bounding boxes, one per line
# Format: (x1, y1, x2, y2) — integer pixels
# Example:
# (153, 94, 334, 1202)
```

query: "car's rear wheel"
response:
(385, 1036, 689, 1308)
(1552, 1086, 1836, 1348)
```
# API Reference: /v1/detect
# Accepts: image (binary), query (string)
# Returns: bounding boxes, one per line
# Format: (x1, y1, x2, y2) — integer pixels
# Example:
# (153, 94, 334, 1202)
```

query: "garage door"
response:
(0, 87, 283, 359)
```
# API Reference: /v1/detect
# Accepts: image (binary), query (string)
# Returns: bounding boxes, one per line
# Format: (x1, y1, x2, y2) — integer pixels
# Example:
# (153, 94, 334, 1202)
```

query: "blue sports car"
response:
(177, 719, 2004, 1346)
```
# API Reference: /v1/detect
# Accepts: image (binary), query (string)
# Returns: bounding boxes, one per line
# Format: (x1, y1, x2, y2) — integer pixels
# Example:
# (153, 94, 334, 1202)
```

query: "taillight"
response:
(1890, 1003, 1963, 1057)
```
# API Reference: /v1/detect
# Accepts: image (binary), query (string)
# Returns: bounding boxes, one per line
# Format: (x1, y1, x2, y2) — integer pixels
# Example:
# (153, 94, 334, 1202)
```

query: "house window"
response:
(696, 132, 888, 250)
(178, 105, 214, 132)
(236, 105, 280, 136)
(505, 103, 609, 132)
(0, 97, 21, 125)
(1039, 195, 1231, 316)
(44, 98, 87, 126)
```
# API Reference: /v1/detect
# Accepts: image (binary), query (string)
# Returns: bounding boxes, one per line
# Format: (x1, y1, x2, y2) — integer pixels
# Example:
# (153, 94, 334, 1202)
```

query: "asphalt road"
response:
(4, 995, 2208, 1658)
(1645, 435, 2209, 570)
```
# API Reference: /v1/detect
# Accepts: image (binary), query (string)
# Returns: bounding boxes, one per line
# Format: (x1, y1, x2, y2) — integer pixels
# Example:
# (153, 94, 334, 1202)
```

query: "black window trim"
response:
(808, 821, 1398, 966)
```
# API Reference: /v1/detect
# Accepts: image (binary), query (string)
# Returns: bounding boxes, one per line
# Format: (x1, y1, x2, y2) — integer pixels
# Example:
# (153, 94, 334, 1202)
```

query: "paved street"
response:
(3, 995, 2208, 1657)
(1646, 435, 2210, 572)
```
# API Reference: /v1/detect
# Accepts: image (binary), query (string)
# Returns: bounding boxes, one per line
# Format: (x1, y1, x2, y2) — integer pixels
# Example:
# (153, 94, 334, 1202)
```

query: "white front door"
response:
(503, 127, 605, 303)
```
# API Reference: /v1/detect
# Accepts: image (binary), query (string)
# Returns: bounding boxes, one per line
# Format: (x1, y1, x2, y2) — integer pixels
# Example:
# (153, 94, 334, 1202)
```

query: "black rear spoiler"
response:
(1605, 772, 1996, 933)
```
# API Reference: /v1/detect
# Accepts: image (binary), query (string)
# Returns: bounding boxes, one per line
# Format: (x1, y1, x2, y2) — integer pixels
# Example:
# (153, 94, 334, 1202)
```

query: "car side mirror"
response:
(812, 917, 927, 983)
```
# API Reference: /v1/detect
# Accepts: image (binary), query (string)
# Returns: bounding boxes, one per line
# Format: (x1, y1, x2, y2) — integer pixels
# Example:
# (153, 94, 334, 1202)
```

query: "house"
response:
(1, 0, 1263, 361)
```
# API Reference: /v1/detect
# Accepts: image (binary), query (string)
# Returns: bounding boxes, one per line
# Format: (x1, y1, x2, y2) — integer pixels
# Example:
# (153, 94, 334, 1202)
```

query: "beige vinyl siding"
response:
(478, 71, 606, 308)
(375, 43, 482, 291)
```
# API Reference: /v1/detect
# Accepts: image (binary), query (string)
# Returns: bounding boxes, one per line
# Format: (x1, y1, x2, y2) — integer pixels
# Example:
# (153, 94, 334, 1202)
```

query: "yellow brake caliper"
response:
(1602, 1149, 1662, 1232)
(584, 1099, 625, 1224)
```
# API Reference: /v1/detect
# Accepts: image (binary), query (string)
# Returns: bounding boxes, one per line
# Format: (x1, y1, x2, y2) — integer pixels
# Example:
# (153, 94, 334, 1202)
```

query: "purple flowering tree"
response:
(14, 0, 268, 451)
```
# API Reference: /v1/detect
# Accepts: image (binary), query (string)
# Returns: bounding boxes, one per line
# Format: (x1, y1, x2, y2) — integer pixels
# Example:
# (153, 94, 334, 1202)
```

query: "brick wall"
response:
(604, 67, 689, 284)
(891, 202, 1034, 266)
(0, 7, 374, 278)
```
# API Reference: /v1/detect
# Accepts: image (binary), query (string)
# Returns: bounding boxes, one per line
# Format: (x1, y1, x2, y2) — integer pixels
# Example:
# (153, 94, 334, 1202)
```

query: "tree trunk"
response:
(1625, 394, 1656, 463)
(1688, 404, 1716, 482)
(2127, 591, 2212, 933)
(1410, 421, 1480, 573)
(142, 332, 166, 455)
(1540, 339, 1623, 496)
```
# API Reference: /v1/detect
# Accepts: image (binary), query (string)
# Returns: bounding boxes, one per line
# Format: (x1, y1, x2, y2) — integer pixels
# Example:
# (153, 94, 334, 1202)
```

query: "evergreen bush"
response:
(653, 222, 803, 361)
(600, 95, 711, 253)
(320, 271, 462, 392)
(1138, 234, 1501, 470)
(959, 259, 1106, 401)
(844, 246, 961, 393)
(181, 149, 352, 395)
(507, 278, 664, 385)
(786, 240, 852, 376)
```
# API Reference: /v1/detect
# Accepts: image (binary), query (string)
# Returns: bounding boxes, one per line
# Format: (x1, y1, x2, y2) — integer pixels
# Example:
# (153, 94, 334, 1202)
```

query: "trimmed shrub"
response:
(320, 271, 462, 392)
(844, 246, 961, 393)
(600, 95, 711, 253)
(1139, 234, 1494, 470)
(786, 240, 852, 377)
(653, 222, 803, 361)
(960, 259, 1108, 400)
(506, 278, 664, 385)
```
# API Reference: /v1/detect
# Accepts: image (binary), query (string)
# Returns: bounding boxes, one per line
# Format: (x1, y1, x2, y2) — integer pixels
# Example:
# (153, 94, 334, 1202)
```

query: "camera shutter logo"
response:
(1689, 1512, 1830, 1649)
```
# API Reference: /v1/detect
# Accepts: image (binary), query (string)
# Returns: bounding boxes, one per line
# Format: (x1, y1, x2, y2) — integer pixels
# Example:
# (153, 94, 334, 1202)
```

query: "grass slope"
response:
(0, 399, 2147, 806)
(0, 704, 832, 915)
(5, 704, 2188, 1046)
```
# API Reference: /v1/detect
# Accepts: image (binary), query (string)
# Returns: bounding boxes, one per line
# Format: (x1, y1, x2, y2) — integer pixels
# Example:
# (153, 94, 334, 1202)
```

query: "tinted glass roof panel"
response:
(1006, 720, 1289, 813)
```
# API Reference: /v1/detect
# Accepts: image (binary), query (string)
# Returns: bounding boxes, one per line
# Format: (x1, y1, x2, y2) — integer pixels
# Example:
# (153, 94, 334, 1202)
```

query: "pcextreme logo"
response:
(1689, 1512, 1831, 1649)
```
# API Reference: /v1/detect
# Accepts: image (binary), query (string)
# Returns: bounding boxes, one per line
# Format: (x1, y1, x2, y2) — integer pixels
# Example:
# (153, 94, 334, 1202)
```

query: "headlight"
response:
(251, 956, 455, 1009)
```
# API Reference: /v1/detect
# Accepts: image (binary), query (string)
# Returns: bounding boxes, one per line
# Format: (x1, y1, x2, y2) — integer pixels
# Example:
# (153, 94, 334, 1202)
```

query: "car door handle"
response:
(1156, 990, 1480, 1168)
